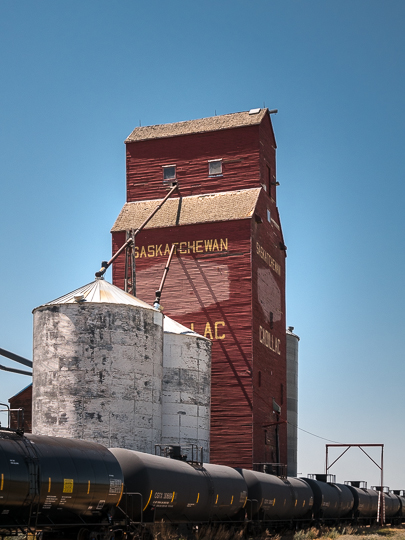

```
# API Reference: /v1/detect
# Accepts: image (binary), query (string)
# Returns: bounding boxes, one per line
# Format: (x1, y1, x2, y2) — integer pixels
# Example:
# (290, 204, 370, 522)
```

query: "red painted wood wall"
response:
(112, 112, 287, 469)
(9, 384, 32, 432)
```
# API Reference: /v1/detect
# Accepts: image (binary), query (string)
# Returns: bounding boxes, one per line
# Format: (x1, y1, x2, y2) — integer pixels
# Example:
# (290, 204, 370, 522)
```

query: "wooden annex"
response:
(111, 108, 287, 470)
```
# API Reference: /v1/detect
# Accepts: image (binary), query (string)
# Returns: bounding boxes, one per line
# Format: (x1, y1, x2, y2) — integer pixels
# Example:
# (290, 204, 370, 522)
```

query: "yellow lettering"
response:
(256, 242, 281, 276)
(134, 238, 229, 258)
(204, 322, 213, 340)
(214, 321, 225, 339)
(190, 323, 195, 332)
(259, 325, 281, 355)
(204, 239, 213, 252)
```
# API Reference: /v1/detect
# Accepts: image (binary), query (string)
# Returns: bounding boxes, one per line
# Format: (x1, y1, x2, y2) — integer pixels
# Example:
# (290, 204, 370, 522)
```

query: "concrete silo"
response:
(162, 316, 211, 461)
(286, 326, 299, 477)
(32, 278, 163, 453)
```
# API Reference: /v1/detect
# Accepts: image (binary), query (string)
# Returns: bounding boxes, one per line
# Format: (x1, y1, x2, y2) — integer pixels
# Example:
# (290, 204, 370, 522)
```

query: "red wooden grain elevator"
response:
(111, 109, 287, 470)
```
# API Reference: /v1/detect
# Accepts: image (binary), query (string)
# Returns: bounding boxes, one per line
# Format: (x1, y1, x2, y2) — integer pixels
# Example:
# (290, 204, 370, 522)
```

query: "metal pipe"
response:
(0, 348, 32, 368)
(154, 244, 176, 307)
(96, 182, 178, 278)
(0, 364, 32, 376)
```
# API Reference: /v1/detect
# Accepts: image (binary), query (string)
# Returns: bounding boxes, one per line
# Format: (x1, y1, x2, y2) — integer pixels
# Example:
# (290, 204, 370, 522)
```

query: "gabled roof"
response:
(125, 108, 269, 143)
(111, 188, 261, 232)
(9, 383, 32, 400)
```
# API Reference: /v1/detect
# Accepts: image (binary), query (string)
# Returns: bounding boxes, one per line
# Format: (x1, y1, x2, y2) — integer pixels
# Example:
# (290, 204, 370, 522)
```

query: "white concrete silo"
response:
(162, 316, 211, 461)
(286, 325, 299, 477)
(32, 278, 163, 453)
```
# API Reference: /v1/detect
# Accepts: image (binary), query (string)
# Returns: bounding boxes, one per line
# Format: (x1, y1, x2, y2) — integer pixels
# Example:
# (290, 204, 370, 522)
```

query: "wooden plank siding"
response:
(251, 191, 287, 466)
(112, 110, 287, 469)
(112, 220, 254, 468)
(126, 125, 262, 202)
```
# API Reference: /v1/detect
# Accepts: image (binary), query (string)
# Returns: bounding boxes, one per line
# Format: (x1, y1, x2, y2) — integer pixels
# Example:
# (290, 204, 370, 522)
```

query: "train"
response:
(0, 428, 403, 540)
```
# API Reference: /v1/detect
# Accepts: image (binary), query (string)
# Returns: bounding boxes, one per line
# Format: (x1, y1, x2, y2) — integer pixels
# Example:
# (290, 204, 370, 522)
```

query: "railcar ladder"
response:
(17, 435, 41, 533)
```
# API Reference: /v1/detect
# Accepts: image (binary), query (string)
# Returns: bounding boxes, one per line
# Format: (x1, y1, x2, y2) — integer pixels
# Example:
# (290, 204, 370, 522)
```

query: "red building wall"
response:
(112, 220, 254, 468)
(126, 124, 263, 201)
(112, 111, 287, 469)
(251, 193, 287, 466)
(9, 384, 32, 433)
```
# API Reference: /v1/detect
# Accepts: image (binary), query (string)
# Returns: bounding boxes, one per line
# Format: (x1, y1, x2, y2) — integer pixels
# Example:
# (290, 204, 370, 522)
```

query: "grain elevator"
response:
(111, 108, 288, 470)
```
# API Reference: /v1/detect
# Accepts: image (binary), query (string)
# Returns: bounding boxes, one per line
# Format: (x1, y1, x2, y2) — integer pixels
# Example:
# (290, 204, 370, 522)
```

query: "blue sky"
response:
(1, 0, 404, 487)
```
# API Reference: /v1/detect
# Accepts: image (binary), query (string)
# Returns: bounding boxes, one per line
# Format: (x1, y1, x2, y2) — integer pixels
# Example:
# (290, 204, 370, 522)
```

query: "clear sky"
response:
(1, 0, 404, 488)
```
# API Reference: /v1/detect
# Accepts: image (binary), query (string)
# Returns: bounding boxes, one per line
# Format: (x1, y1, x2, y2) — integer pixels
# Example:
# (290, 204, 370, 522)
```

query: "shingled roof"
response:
(111, 188, 261, 232)
(125, 108, 268, 143)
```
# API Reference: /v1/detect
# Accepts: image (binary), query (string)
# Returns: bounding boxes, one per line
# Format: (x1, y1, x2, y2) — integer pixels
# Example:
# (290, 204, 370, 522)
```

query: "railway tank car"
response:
(110, 447, 247, 524)
(2, 429, 405, 538)
(302, 475, 354, 521)
(345, 481, 379, 522)
(237, 468, 313, 523)
(0, 429, 123, 535)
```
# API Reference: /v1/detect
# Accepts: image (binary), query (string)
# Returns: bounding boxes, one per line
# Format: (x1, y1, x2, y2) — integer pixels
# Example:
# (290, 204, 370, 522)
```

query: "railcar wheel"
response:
(77, 528, 90, 540)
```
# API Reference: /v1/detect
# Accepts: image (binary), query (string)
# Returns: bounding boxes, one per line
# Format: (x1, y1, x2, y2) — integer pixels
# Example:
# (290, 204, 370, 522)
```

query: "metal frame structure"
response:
(325, 443, 384, 524)
(95, 182, 178, 294)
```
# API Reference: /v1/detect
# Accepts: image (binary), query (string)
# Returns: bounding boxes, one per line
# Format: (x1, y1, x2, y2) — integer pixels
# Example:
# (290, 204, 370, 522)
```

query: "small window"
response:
(267, 209, 271, 222)
(163, 165, 176, 182)
(208, 159, 222, 176)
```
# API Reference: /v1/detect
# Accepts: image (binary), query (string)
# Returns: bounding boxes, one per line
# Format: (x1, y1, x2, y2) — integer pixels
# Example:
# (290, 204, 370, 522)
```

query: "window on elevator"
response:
(163, 165, 176, 183)
(208, 159, 222, 176)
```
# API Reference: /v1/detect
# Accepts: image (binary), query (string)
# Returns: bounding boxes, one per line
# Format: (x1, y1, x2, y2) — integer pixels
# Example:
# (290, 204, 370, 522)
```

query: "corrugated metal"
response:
(33, 278, 155, 311)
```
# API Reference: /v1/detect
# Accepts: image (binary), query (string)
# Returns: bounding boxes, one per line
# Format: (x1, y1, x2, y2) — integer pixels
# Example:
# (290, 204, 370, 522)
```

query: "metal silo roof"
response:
(33, 278, 157, 311)
(163, 315, 207, 339)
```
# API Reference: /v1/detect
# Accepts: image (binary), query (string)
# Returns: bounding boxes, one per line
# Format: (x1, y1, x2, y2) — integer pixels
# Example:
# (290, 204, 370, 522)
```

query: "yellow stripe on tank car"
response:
(0, 473, 3, 491)
(170, 492, 175, 503)
(116, 482, 124, 507)
(273, 498, 276, 506)
(48, 478, 51, 493)
(215, 494, 219, 504)
(143, 490, 153, 511)
(196, 493, 200, 503)
(243, 496, 248, 509)
(87, 480, 91, 494)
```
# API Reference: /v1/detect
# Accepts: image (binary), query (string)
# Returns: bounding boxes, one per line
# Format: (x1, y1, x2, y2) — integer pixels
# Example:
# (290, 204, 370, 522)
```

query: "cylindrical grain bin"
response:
(32, 278, 163, 453)
(162, 316, 211, 462)
(286, 326, 299, 476)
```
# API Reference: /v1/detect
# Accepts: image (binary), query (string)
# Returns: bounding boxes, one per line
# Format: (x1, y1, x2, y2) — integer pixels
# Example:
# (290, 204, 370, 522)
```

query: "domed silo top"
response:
(33, 277, 159, 313)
